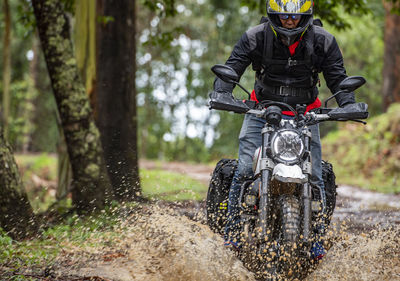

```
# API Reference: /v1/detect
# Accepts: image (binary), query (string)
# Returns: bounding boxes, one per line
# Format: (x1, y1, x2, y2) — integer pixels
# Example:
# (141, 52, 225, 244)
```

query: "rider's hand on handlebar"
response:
(338, 101, 356, 108)
(209, 90, 234, 101)
(209, 91, 250, 113)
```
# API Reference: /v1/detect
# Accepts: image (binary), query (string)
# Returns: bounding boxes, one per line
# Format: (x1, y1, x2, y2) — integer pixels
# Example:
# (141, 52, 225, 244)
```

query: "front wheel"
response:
(279, 194, 301, 244)
(259, 195, 301, 280)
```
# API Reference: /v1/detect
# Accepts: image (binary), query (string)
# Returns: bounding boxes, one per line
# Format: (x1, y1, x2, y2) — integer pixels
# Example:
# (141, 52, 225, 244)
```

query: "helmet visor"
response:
(267, 0, 313, 15)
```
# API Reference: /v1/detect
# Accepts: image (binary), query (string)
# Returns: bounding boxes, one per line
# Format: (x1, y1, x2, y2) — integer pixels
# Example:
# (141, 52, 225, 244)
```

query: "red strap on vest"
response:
(249, 89, 321, 116)
(289, 41, 300, 56)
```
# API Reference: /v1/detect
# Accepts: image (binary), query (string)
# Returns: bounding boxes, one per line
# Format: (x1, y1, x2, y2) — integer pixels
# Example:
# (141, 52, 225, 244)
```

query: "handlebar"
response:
(209, 91, 368, 125)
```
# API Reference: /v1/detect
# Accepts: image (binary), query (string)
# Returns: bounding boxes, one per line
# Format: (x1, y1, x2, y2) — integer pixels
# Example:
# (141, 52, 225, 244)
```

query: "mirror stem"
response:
(235, 82, 252, 99)
(324, 90, 346, 107)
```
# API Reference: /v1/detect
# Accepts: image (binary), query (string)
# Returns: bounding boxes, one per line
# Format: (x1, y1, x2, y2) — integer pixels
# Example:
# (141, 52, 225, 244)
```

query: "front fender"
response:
(272, 163, 307, 184)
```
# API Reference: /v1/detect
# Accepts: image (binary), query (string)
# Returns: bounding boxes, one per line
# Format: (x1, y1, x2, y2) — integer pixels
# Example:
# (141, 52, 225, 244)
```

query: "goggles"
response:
(278, 14, 302, 20)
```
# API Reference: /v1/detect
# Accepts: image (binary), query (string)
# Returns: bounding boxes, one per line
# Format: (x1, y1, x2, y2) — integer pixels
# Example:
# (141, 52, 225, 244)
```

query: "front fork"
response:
(302, 128, 312, 242)
(258, 125, 313, 244)
(258, 125, 272, 242)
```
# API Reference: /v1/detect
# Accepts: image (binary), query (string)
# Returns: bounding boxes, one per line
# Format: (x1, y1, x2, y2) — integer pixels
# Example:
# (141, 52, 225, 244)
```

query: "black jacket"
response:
(213, 22, 355, 107)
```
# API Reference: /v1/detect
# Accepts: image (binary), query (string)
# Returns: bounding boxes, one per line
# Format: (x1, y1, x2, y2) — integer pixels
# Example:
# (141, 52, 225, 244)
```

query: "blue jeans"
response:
(224, 113, 326, 242)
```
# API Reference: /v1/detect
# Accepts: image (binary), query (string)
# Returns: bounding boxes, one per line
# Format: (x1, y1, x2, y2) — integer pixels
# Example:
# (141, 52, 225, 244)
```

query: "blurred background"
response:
(0, 0, 399, 212)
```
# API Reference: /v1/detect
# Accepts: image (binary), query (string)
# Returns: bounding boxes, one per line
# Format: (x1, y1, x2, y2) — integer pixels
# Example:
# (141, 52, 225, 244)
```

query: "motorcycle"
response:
(206, 64, 369, 279)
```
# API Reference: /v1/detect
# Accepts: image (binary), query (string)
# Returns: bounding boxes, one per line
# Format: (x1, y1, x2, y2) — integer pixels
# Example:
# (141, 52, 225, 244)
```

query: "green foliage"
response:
(137, 0, 387, 161)
(239, 0, 371, 29)
(137, 0, 261, 161)
(319, 7, 384, 116)
(142, 0, 177, 17)
(16, 0, 36, 36)
(97, 15, 114, 25)
(15, 153, 58, 212)
(141, 169, 207, 200)
(8, 80, 37, 150)
(2, 0, 390, 165)
(322, 103, 400, 193)
(15, 153, 58, 181)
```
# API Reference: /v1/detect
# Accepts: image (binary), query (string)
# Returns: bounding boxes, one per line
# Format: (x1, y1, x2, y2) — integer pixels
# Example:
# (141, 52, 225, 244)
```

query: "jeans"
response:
(224, 113, 326, 242)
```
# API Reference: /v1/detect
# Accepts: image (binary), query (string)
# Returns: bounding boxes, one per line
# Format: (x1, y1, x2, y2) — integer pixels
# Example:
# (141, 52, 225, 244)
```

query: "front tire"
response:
(279, 195, 301, 244)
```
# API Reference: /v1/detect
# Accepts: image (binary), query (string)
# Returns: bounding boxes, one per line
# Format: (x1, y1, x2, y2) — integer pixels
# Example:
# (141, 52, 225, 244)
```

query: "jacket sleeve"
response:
(213, 32, 253, 93)
(321, 36, 355, 107)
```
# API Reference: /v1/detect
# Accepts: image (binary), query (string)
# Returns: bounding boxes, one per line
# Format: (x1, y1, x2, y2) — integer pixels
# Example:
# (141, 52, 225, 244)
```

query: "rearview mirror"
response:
(211, 64, 239, 84)
(339, 76, 366, 92)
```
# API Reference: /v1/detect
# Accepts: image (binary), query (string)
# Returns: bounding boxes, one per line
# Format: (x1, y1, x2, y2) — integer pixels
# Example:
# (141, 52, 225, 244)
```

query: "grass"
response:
(141, 169, 208, 201)
(15, 153, 58, 182)
(13, 153, 209, 214)
(0, 207, 126, 275)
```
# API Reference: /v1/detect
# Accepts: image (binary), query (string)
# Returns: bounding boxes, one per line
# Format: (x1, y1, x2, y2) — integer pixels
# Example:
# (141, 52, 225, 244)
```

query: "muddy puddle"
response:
(47, 201, 400, 281)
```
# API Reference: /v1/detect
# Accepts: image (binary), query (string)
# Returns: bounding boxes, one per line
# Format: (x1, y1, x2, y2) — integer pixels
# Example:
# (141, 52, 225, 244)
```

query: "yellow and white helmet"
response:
(267, 0, 314, 45)
(267, 0, 313, 15)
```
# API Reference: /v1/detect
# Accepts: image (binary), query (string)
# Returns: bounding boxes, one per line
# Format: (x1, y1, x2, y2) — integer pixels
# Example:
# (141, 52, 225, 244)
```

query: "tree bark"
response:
(2, 0, 11, 139)
(75, 0, 97, 108)
(96, 0, 141, 201)
(382, 1, 400, 111)
(32, 0, 112, 212)
(0, 129, 37, 240)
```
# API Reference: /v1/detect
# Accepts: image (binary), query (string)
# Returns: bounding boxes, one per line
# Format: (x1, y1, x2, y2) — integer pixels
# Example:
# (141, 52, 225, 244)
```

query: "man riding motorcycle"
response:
(210, 0, 356, 259)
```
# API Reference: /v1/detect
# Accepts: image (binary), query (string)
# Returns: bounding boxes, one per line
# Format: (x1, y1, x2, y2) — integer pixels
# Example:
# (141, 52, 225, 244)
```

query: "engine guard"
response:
(272, 163, 307, 184)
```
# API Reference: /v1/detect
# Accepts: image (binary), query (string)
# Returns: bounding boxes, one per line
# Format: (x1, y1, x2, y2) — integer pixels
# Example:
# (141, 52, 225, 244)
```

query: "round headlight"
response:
(271, 130, 304, 163)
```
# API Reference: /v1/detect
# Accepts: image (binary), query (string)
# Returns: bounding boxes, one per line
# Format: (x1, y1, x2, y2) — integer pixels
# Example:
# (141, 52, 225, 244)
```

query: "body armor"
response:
(255, 22, 319, 106)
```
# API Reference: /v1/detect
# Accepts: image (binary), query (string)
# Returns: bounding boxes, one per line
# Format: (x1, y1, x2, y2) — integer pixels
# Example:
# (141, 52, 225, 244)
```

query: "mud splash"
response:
(307, 226, 400, 281)
(62, 204, 255, 281)
(50, 203, 399, 281)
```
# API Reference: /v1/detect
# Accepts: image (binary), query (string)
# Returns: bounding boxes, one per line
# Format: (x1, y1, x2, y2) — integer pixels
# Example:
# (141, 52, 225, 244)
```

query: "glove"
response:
(209, 91, 249, 113)
(336, 92, 356, 108)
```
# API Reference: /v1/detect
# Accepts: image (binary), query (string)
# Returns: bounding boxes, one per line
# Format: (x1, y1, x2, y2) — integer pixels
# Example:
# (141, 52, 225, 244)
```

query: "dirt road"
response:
(9, 161, 398, 281)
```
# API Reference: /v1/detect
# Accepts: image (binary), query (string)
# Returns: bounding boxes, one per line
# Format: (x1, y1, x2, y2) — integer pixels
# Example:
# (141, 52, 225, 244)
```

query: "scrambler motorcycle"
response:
(206, 64, 369, 279)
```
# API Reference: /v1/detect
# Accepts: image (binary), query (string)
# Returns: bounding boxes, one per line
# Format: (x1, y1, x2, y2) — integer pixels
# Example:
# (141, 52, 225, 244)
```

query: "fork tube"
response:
(302, 183, 312, 240)
(302, 130, 312, 241)
(259, 125, 271, 241)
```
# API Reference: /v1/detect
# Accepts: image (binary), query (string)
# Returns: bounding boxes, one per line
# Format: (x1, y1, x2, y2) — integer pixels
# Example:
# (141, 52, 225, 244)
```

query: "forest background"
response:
(0, 0, 400, 239)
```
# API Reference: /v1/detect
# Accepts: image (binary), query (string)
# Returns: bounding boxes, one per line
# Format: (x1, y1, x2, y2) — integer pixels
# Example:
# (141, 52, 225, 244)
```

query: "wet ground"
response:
(3, 161, 399, 280)
(138, 161, 400, 281)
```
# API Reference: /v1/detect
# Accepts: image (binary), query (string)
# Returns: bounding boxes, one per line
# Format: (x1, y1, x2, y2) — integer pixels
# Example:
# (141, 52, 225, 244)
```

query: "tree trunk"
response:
(96, 0, 141, 201)
(2, 0, 11, 139)
(32, 0, 112, 213)
(0, 129, 37, 240)
(382, 1, 400, 111)
(75, 0, 97, 109)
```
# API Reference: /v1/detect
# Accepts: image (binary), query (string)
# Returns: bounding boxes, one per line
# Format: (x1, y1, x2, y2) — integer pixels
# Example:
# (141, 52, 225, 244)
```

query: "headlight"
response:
(271, 130, 304, 163)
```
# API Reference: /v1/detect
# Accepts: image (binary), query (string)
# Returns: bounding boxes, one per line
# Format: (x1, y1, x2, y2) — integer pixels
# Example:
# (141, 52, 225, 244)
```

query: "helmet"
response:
(266, 0, 314, 46)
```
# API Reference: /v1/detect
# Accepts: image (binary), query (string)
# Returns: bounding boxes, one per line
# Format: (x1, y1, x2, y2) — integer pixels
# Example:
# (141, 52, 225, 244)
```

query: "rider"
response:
(211, 0, 356, 259)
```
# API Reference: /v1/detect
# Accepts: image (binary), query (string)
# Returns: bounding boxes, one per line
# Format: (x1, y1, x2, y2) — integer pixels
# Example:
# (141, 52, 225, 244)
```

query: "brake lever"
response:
(352, 119, 367, 125)
(336, 118, 367, 125)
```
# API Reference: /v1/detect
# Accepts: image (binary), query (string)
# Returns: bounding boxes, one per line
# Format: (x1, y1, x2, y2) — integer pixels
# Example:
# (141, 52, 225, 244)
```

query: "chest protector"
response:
(256, 23, 319, 105)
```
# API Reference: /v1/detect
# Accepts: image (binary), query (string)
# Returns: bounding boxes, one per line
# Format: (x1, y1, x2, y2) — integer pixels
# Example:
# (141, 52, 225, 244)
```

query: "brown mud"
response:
(3, 161, 400, 281)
